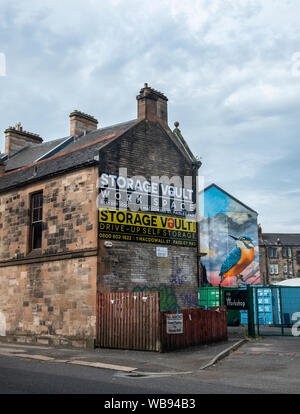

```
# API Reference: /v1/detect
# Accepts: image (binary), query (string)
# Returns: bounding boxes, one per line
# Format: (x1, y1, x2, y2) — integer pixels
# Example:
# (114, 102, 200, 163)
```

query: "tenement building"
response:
(0, 85, 201, 347)
(258, 225, 300, 284)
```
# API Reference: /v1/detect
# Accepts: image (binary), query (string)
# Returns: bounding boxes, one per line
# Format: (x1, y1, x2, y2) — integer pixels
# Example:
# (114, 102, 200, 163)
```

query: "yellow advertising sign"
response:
(99, 209, 197, 247)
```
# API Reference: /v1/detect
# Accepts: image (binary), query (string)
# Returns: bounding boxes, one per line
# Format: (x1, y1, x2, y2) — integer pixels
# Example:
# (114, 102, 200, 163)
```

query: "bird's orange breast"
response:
(223, 247, 254, 279)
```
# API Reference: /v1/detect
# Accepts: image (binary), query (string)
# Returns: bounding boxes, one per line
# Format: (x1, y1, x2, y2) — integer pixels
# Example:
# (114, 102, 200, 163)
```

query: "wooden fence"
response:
(160, 307, 227, 352)
(96, 292, 227, 352)
(96, 292, 161, 351)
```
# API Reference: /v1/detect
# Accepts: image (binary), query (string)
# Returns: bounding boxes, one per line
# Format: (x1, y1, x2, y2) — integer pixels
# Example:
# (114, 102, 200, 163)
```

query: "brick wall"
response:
(98, 120, 199, 310)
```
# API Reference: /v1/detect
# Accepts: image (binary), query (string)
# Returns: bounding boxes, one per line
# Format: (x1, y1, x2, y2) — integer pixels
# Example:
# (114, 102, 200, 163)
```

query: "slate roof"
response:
(0, 119, 139, 193)
(261, 233, 300, 246)
(5, 136, 70, 172)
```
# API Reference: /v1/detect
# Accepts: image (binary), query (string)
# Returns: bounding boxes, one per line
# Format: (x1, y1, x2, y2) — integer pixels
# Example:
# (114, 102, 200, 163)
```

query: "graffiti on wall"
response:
(133, 285, 178, 312)
(179, 293, 199, 308)
(133, 285, 199, 311)
(200, 185, 261, 287)
(169, 268, 188, 286)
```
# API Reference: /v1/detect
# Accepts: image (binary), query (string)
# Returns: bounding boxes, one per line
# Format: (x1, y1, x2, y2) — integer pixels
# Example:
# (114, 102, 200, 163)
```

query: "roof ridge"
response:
(263, 233, 300, 236)
(200, 183, 258, 215)
(0, 131, 121, 178)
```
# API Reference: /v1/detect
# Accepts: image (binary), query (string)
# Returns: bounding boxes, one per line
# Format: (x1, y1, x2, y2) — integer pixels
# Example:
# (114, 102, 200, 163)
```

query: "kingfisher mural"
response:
(220, 235, 255, 286)
(199, 184, 260, 287)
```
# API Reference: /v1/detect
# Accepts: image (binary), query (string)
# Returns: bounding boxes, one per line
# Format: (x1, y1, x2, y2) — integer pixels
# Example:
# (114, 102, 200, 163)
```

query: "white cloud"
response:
(0, 0, 300, 232)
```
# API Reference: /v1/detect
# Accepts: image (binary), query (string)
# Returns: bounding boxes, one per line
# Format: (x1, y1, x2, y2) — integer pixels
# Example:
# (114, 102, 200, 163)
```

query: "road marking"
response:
(67, 360, 137, 372)
(13, 354, 54, 361)
(0, 347, 26, 354)
(115, 371, 193, 379)
(0, 343, 51, 350)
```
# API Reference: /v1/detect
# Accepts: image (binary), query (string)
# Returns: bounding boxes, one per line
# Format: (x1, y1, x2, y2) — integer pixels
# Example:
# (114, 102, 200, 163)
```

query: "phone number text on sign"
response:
(99, 209, 197, 247)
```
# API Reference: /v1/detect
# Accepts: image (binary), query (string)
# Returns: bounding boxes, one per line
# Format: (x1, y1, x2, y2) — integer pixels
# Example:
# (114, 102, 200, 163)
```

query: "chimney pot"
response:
(0, 157, 5, 175)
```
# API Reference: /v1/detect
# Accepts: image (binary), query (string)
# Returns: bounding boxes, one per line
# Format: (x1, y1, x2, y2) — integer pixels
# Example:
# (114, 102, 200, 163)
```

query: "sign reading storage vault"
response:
(97, 172, 196, 218)
(99, 209, 197, 247)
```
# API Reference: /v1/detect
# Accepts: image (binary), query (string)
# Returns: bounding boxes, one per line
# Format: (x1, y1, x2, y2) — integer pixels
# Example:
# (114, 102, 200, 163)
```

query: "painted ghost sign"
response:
(199, 184, 260, 287)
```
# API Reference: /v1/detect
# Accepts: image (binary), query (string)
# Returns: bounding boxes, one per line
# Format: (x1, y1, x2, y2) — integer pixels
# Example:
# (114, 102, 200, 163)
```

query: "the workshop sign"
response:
(224, 289, 248, 310)
(99, 209, 197, 247)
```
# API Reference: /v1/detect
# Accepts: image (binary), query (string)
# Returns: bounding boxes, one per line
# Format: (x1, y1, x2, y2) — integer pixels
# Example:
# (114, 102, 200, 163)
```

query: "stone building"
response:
(258, 225, 300, 284)
(0, 85, 201, 348)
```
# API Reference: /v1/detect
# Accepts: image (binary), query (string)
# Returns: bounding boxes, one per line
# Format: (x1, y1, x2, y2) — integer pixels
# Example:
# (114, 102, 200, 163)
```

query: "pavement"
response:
(0, 327, 247, 375)
(1, 327, 300, 393)
(196, 335, 300, 394)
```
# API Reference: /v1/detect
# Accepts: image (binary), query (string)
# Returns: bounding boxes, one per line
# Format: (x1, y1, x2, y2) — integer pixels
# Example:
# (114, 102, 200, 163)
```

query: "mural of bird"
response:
(219, 235, 255, 285)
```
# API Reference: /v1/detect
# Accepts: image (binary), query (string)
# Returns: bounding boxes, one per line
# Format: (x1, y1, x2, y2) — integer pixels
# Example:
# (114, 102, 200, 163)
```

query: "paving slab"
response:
(0, 327, 246, 374)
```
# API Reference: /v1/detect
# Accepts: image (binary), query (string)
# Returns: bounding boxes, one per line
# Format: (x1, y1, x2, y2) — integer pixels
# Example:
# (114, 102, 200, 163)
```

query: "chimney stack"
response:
(0, 157, 5, 174)
(69, 110, 98, 136)
(258, 223, 263, 242)
(136, 83, 168, 128)
(5, 123, 43, 158)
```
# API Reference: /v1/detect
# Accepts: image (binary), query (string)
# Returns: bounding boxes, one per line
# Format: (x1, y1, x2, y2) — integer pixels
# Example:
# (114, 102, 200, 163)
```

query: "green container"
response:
(198, 287, 220, 307)
(226, 310, 241, 326)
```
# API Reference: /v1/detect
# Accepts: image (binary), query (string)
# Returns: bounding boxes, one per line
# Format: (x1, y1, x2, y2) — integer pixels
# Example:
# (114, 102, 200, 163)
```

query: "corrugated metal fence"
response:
(96, 292, 227, 352)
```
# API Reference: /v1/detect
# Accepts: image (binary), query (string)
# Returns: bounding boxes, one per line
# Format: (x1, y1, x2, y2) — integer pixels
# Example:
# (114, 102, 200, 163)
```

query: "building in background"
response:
(258, 227, 300, 284)
(199, 184, 260, 287)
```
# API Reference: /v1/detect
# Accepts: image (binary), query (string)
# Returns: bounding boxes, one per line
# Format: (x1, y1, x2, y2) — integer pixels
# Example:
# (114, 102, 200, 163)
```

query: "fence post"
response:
(279, 287, 285, 336)
(247, 285, 256, 338)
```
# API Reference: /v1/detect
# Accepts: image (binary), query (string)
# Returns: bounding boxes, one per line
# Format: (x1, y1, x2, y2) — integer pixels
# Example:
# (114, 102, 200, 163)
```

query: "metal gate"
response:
(96, 292, 161, 351)
(248, 286, 300, 337)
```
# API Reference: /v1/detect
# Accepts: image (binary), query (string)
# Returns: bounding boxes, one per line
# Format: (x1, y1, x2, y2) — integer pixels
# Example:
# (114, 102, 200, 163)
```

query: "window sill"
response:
(26, 249, 42, 258)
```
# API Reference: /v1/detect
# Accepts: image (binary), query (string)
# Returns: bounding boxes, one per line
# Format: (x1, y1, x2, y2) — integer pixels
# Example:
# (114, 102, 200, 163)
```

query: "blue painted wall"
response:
(199, 185, 261, 287)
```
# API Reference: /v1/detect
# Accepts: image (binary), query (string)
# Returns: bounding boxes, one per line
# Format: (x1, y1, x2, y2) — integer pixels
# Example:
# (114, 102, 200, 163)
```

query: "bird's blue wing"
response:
(220, 247, 241, 277)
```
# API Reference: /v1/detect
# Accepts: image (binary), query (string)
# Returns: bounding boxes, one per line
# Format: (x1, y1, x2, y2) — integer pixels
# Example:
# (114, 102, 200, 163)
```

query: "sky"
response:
(0, 0, 300, 232)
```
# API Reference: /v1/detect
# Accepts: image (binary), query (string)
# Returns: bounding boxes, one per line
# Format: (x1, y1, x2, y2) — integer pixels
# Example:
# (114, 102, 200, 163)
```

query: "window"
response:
(29, 192, 43, 251)
(282, 247, 292, 258)
(283, 264, 288, 274)
(297, 251, 300, 265)
(268, 247, 277, 258)
(282, 247, 287, 258)
(289, 264, 293, 276)
(270, 264, 279, 275)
